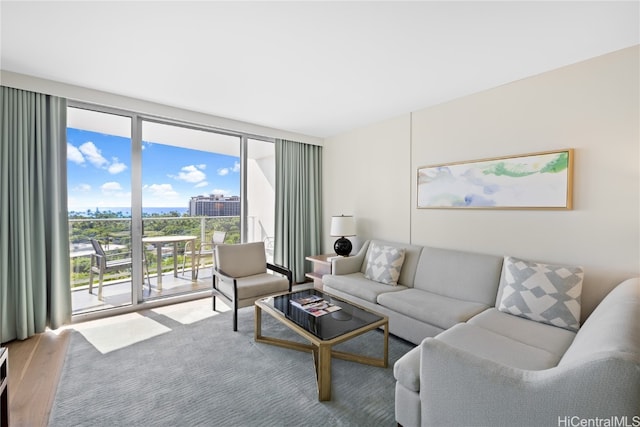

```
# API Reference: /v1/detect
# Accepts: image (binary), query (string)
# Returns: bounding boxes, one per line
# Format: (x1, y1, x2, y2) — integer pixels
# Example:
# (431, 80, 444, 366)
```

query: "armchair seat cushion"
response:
(218, 273, 290, 301)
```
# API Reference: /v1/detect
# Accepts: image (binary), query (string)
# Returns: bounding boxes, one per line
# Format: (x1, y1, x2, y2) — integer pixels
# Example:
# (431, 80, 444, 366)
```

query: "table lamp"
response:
(330, 215, 356, 256)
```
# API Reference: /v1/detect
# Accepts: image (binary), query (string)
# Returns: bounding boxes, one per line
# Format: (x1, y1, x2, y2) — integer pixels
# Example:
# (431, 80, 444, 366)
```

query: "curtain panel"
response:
(0, 86, 71, 343)
(274, 139, 322, 283)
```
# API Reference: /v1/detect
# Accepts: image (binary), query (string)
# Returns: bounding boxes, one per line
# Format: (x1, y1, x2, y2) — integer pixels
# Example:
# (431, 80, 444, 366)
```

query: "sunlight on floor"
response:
(151, 298, 230, 325)
(72, 313, 171, 354)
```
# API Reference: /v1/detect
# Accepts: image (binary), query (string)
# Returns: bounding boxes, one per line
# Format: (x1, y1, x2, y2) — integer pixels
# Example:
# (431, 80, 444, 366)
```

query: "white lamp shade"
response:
(330, 215, 356, 237)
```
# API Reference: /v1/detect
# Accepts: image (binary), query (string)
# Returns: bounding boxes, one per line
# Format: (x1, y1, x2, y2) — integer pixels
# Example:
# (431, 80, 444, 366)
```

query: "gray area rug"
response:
(49, 304, 414, 426)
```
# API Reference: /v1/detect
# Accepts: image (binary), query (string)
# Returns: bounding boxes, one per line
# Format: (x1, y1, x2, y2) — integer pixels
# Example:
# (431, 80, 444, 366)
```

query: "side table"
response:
(0, 347, 7, 427)
(305, 254, 337, 289)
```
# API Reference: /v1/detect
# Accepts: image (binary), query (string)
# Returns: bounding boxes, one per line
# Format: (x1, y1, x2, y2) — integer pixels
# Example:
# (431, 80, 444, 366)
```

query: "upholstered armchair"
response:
(212, 241, 292, 331)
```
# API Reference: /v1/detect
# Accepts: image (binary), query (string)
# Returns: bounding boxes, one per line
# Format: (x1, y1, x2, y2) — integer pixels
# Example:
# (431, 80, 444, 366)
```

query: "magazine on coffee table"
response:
(290, 295, 342, 317)
(290, 294, 324, 308)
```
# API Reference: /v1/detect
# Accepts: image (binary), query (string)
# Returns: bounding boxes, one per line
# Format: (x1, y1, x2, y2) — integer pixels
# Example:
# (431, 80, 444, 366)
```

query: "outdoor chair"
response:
(89, 238, 150, 300)
(212, 241, 292, 331)
(181, 230, 226, 279)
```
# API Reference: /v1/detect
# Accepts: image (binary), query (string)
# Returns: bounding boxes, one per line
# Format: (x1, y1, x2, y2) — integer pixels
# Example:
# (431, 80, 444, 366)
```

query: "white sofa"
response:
(322, 239, 640, 427)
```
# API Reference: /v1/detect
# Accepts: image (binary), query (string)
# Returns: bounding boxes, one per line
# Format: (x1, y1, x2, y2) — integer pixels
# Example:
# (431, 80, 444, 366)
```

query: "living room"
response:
(1, 1, 638, 426)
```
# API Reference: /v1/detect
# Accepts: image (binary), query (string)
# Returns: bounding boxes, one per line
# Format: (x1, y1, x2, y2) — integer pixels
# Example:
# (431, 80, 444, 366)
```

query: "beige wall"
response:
(323, 114, 411, 254)
(323, 46, 639, 317)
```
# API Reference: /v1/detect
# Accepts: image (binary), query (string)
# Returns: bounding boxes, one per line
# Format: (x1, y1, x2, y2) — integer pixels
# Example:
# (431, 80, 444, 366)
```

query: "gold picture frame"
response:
(417, 149, 574, 210)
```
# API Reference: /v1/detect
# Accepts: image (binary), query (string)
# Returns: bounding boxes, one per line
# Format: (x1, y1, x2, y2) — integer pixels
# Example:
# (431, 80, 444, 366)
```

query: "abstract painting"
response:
(417, 149, 573, 209)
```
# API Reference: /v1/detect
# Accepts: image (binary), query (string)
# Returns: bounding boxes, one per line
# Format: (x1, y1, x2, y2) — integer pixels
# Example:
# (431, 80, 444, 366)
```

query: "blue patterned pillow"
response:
(498, 256, 584, 331)
(364, 243, 406, 286)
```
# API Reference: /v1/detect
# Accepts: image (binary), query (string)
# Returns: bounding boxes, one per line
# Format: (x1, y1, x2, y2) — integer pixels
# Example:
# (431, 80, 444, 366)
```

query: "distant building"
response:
(189, 194, 240, 216)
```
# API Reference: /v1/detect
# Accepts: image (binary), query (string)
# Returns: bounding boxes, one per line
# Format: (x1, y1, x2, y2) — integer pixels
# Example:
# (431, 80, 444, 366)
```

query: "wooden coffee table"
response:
(254, 289, 388, 401)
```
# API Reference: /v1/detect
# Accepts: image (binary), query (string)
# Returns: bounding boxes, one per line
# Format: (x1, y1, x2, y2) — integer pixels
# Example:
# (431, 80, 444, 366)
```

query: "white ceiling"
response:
(1, 1, 638, 138)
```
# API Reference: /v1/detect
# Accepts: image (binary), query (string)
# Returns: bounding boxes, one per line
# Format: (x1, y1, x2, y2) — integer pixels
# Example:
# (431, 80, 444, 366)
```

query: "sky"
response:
(67, 128, 241, 211)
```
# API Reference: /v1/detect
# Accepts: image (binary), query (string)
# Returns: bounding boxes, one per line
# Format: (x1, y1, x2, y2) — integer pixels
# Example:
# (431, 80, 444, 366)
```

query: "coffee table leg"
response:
(317, 344, 332, 401)
(254, 305, 262, 341)
(384, 322, 389, 368)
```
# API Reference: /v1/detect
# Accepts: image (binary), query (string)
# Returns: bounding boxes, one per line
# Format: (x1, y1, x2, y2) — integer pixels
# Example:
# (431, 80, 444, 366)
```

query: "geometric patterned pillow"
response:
(498, 256, 584, 332)
(364, 243, 406, 286)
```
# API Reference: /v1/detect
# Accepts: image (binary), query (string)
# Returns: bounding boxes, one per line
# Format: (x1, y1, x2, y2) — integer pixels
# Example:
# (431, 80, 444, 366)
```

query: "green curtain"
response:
(0, 86, 71, 343)
(274, 139, 322, 283)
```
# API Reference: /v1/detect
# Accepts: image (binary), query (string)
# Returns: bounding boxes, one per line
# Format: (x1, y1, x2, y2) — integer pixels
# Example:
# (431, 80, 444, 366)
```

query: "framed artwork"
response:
(417, 149, 573, 209)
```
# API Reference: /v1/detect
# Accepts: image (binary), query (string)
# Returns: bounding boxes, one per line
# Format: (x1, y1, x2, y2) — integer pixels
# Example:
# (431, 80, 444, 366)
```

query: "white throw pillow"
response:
(364, 243, 406, 286)
(498, 256, 584, 331)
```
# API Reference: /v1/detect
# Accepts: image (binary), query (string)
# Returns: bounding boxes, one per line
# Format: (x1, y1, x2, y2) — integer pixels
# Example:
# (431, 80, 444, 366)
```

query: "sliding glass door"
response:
(140, 121, 241, 300)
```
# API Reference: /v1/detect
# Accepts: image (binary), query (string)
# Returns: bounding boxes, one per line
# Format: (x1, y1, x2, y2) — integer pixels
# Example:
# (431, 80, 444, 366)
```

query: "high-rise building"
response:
(189, 194, 240, 216)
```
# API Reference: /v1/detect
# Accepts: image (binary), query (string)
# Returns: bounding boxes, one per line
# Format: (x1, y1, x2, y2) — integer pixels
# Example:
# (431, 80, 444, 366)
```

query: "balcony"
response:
(70, 215, 274, 314)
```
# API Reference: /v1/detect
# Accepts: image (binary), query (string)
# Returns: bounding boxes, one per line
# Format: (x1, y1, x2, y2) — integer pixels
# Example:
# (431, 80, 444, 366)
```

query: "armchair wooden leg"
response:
(212, 295, 216, 311)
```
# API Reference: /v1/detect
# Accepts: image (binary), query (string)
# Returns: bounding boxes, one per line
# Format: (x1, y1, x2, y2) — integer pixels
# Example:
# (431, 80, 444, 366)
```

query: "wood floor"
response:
(4, 329, 70, 427)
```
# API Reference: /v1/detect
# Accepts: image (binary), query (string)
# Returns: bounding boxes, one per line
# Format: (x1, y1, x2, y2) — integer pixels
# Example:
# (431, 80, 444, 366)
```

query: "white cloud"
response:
(79, 141, 108, 168)
(218, 161, 240, 176)
(145, 183, 180, 198)
(101, 182, 123, 192)
(197, 164, 207, 170)
(73, 183, 91, 192)
(108, 157, 127, 174)
(172, 165, 206, 183)
(67, 143, 85, 164)
(195, 181, 208, 188)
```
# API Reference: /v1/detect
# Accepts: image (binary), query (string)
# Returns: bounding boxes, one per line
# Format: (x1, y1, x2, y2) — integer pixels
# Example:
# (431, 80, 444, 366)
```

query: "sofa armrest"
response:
(419, 338, 640, 427)
(332, 240, 370, 275)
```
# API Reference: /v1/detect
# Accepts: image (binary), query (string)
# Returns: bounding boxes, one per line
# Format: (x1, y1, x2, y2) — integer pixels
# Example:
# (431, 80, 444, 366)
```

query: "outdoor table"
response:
(142, 235, 197, 291)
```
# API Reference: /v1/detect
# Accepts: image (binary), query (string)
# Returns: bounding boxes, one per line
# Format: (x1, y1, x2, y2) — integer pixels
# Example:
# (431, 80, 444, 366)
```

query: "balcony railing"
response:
(69, 215, 241, 290)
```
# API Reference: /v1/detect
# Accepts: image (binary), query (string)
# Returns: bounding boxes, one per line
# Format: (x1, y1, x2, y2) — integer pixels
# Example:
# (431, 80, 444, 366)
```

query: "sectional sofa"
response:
(322, 239, 639, 427)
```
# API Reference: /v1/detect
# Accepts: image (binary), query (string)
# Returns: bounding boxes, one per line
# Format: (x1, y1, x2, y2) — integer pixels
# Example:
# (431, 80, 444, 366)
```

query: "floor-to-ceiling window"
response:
(67, 104, 274, 316)
(67, 107, 135, 312)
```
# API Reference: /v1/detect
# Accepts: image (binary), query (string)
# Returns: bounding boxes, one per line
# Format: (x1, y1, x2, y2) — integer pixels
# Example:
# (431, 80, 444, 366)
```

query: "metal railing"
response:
(69, 215, 241, 289)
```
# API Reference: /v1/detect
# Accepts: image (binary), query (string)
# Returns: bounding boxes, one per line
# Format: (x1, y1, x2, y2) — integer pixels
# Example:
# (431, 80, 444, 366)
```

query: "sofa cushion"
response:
(498, 256, 584, 332)
(413, 246, 503, 306)
(377, 288, 489, 330)
(361, 240, 423, 287)
(434, 323, 562, 370)
(363, 242, 406, 285)
(393, 345, 421, 392)
(322, 272, 408, 303)
(469, 308, 576, 357)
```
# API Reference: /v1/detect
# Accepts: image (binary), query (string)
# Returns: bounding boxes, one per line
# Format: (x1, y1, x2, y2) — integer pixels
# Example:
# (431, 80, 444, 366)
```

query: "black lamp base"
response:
(334, 237, 352, 256)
